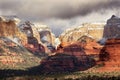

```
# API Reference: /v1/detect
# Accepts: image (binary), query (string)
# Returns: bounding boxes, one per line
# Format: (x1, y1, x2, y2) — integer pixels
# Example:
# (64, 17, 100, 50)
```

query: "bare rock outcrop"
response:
(0, 17, 27, 45)
(20, 22, 56, 53)
(103, 15, 120, 39)
(58, 36, 103, 56)
(60, 23, 105, 43)
(19, 21, 46, 53)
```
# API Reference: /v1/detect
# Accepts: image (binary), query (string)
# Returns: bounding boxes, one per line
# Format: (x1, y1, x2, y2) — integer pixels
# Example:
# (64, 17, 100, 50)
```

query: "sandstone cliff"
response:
(99, 39, 120, 72)
(60, 23, 105, 43)
(0, 16, 27, 45)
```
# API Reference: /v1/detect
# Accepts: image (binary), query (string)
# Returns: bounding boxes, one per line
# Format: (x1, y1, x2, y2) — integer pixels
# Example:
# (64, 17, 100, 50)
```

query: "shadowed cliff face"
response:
(40, 53, 96, 73)
(40, 31, 52, 45)
(38, 42, 96, 73)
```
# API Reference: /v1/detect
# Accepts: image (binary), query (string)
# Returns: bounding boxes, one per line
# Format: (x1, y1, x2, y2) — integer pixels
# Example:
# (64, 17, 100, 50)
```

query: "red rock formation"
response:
(40, 41, 96, 73)
(57, 36, 103, 56)
(99, 39, 120, 72)
(57, 42, 85, 57)
(40, 53, 95, 73)
(19, 21, 46, 53)
(25, 43, 45, 53)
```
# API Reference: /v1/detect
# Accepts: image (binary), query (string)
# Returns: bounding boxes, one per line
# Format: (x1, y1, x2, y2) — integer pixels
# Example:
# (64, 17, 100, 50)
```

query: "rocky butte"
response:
(98, 15, 120, 72)
(103, 15, 120, 39)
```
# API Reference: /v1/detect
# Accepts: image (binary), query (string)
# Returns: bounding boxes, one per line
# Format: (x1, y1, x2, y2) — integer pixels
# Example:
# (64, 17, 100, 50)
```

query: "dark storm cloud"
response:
(0, 0, 120, 19)
(0, 0, 120, 36)
(53, 0, 120, 19)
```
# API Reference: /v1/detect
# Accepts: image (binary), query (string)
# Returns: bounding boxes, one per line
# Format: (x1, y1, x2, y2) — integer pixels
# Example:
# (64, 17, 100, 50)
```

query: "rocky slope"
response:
(59, 23, 105, 43)
(0, 37, 41, 69)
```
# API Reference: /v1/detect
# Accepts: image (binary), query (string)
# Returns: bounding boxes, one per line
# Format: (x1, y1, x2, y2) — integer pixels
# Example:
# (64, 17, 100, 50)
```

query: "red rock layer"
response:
(99, 39, 120, 72)
(40, 41, 96, 73)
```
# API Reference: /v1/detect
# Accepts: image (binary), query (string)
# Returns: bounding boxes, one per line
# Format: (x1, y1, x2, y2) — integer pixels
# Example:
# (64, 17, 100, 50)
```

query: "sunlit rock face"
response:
(57, 36, 102, 56)
(99, 39, 120, 71)
(0, 16, 27, 45)
(80, 36, 103, 55)
(103, 15, 120, 39)
(60, 23, 105, 43)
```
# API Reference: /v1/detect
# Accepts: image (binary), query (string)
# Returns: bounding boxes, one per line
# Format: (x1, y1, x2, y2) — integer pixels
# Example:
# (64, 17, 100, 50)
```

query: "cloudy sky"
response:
(0, 0, 120, 36)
